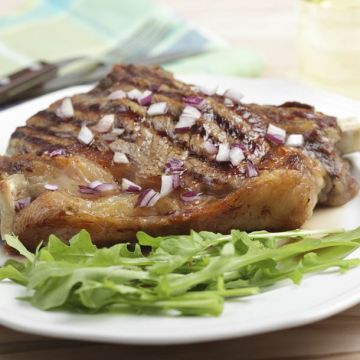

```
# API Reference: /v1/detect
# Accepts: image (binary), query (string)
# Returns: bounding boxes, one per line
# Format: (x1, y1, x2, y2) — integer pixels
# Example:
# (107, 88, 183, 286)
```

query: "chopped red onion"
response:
(136, 188, 161, 207)
(56, 98, 74, 119)
(183, 96, 204, 106)
(94, 183, 118, 192)
(224, 98, 234, 107)
(180, 191, 200, 202)
(43, 148, 67, 157)
(93, 114, 114, 133)
(127, 89, 142, 100)
(122, 178, 142, 192)
(113, 152, 129, 164)
(182, 105, 202, 119)
(138, 90, 153, 106)
(112, 128, 125, 136)
(197, 100, 209, 112)
(79, 181, 117, 195)
(232, 142, 246, 151)
(174, 118, 196, 132)
(193, 85, 218, 96)
(286, 134, 304, 147)
(229, 146, 245, 166)
(108, 90, 126, 100)
(172, 173, 181, 189)
(203, 140, 218, 155)
(266, 124, 286, 145)
(160, 175, 173, 197)
(44, 184, 58, 191)
(175, 105, 201, 132)
(224, 89, 244, 104)
(147, 102, 168, 116)
(160, 174, 180, 197)
(78, 185, 98, 195)
(15, 197, 31, 212)
(216, 143, 230, 162)
(246, 160, 258, 178)
(77, 124, 94, 145)
(102, 128, 125, 141)
(88, 180, 104, 189)
(165, 159, 185, 174)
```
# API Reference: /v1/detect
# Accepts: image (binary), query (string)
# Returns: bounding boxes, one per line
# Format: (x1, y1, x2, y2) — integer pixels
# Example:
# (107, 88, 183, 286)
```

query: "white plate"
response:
(0, 75, 359, 345)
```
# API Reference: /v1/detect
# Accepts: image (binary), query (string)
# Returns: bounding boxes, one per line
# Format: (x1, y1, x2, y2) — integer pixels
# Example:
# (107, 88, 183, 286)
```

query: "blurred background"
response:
(0, 0, 359, 104)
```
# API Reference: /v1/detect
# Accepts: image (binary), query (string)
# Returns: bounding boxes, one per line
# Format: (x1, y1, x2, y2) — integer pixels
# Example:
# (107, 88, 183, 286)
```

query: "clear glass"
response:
(298, 0, 360, 99)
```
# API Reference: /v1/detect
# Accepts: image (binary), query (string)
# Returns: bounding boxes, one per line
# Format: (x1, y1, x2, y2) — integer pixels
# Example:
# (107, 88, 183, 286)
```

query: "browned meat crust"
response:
(0, 64, 358, 249)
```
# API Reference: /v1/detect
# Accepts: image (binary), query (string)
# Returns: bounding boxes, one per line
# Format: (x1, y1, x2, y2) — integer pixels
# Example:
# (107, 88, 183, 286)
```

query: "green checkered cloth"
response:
(0, 0, 263, 78)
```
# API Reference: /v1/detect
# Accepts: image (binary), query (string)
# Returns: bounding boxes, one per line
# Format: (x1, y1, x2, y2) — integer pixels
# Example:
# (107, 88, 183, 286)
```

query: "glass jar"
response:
(298, 0, 360, 99)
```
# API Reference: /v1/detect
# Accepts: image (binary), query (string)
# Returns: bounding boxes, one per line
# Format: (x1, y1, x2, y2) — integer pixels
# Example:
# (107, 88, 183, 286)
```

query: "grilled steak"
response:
(0, 64, 358, 249)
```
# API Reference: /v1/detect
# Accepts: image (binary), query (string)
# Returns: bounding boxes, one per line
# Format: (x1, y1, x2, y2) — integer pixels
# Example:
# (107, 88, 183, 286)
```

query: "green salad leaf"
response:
(0, 227, 360, 316)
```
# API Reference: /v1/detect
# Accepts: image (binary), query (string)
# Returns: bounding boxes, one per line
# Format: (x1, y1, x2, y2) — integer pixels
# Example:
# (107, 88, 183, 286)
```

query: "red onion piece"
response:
(77, 124, 94, 145)
(172, 173, 181, 189)
(108, 90, 126, 100)
(78, 185, 97, 195)
(102, 128, 125, 141)
(160, 174, 180, 197)
(286, 134, 304, 147)
(138, 90, 153, 106)
(165, 159, 185, 174)
(266, 124, 286, 145)
(88, 180, 103, 189)
(224, 89, 244, 104)
(183, 96, 204, 106)
(127, 89, 142, 100)
(93, 114, 114, 133)
(56, 98, 74, 119)
(147, 102, 168, 116)
(224, 98, 234, 107)
(193, 85, 218, 96)
(43, 148, 67, 157)
(79, 181, 117, 195)
(122, 178, 142, 192)
(246, 160, 258, 178)
(175, 105, 201, 132)
(180, 191, 200, 202)
(160, 175, 173, 197)
(113, 152, 129, 164)
(229, 146, 245, 166)
(174, 118, 196, 132)
(94, 183, 117, 192)
(136, 188, 161, 207)
(216, 143, 230, 162)
(44, 184, 58, 191)
(182, 105, 202, 119)
(232, 142, 246, 151)
(112, 128, 125, 136)
(203, 140, 218, 155)
(15, 197, 31, 212)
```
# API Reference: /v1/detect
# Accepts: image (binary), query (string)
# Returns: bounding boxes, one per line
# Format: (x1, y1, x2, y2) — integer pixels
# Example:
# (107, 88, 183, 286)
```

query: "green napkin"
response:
(0, 0, 263, 78)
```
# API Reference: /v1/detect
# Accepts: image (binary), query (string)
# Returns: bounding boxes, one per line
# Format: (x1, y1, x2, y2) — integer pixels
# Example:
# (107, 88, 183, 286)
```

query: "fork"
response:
(0, 16, 184, 105)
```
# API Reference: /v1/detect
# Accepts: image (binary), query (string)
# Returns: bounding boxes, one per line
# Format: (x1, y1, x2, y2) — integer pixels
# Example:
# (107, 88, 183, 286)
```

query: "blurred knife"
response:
(0, 48, 205, 106)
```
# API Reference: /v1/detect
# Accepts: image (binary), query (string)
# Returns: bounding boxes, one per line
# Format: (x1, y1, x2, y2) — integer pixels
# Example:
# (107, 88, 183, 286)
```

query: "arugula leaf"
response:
(0, 227, 359, 316)
(4, 234, 34, 261)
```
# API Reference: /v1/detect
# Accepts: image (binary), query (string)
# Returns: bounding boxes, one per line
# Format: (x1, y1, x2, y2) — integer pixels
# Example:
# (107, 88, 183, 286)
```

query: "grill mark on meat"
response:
(6, 65, 358, 208)
(11, 128, 57, 148)
(2, 64, 358, 250)
(25, 125, 75, 139)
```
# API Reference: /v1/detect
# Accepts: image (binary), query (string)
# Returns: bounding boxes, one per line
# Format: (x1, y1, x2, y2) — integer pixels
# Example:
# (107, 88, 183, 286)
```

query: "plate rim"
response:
(0, 74, 359, 345)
